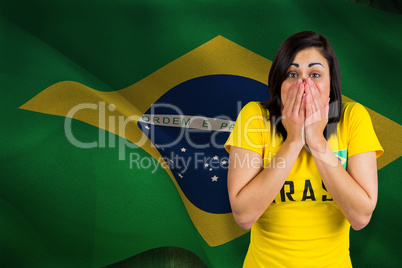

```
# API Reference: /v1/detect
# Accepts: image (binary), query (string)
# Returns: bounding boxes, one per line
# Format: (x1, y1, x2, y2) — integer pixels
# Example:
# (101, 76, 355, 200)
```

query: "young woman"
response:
(225, 31, 383, 267)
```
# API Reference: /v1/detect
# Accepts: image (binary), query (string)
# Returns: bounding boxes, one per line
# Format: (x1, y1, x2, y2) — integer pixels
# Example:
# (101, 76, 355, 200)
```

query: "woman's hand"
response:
(304, 77, 330, 151)
(281, 79, 306, 147)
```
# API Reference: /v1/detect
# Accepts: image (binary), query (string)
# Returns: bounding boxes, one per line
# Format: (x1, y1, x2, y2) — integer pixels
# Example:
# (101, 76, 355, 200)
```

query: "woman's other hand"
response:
(304, 77, 329, 151)
(281, 78, 306, 147)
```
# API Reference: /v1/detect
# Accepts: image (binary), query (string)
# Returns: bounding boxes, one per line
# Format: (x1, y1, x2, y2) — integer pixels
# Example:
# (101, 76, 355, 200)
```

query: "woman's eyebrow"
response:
(308, 62, 324, 67)
(290, 63, 324, 68)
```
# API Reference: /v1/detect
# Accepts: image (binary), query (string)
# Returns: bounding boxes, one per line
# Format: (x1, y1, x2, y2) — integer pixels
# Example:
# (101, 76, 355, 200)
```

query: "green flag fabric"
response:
(1, 0, 401, 267)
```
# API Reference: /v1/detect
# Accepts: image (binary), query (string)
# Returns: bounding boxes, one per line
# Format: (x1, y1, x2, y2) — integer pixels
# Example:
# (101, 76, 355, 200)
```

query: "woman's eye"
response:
(287, 72, 298, 78)
(310, 73, 320, 78)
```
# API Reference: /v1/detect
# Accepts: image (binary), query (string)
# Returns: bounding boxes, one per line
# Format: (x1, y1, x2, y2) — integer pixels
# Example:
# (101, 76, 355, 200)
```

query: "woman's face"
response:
(281, 47, 330, 110)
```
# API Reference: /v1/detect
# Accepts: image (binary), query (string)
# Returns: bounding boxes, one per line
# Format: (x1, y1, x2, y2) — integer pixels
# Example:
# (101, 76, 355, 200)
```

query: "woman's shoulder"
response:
(342, 101, 364, 110)
(242, 101, 264, 111)
(236, 101, 270, 130)
(241, 101, 269, 117)
(342, 101, 368, 118)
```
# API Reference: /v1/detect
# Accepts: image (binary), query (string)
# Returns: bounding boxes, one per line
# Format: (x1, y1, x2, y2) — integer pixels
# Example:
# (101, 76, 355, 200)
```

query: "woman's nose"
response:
(301, 76, 310, 84)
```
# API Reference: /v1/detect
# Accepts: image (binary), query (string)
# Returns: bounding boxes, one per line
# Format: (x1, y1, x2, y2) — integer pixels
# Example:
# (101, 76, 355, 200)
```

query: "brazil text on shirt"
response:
(273, 179, 334, 203)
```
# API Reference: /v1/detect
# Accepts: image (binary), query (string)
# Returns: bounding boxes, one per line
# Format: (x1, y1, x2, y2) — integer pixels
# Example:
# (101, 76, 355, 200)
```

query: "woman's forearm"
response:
(310, 138, 377, 230)
(229, 140, 303, 230)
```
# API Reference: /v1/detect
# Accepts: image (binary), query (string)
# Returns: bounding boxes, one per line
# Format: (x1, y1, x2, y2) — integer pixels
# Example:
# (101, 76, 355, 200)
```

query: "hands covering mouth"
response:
(281, 77, 330, 150)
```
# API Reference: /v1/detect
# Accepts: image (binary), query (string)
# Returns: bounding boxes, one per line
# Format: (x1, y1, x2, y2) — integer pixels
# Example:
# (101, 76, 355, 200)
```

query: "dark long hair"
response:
(261, 31, 342, 141)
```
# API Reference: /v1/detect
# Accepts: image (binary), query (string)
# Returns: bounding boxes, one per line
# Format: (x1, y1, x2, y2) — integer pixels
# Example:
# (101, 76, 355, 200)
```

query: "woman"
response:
(224, 31, 383, 267)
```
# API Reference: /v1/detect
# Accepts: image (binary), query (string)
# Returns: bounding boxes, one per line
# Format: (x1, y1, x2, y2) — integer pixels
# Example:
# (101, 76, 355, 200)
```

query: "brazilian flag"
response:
(1, 0, 401, 267)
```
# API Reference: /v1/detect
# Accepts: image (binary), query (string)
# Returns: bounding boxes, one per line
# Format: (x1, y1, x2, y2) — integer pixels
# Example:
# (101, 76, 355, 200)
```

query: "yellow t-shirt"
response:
(224, 101, 383, 268)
